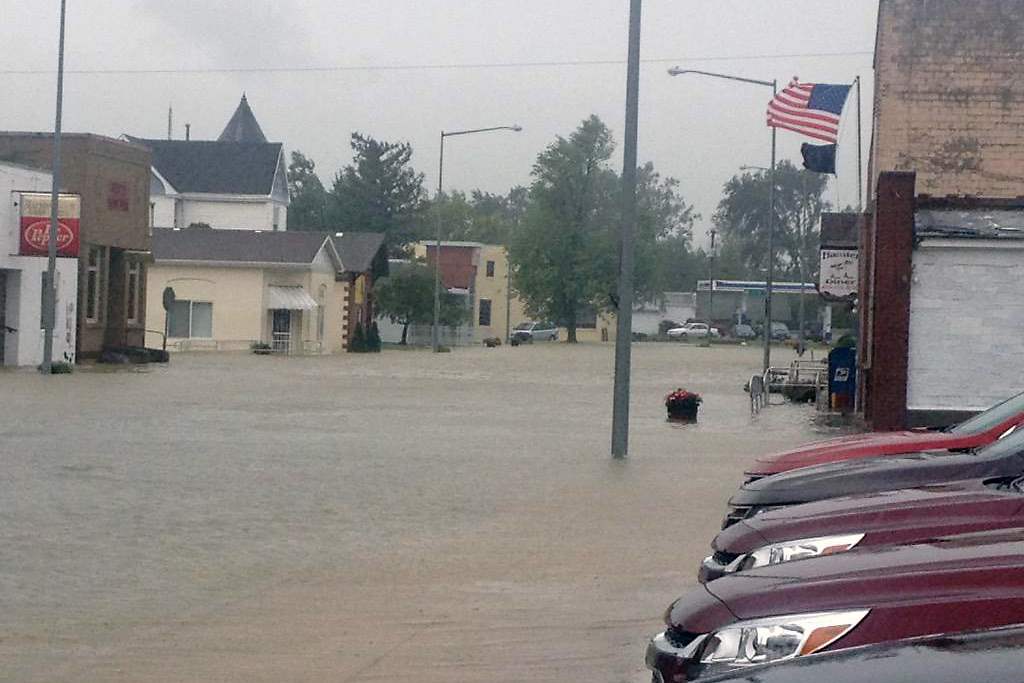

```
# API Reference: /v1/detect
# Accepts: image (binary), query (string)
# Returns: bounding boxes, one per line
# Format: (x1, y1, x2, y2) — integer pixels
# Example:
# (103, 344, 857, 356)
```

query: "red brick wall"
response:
(863, 172, 916, 430)
(872, 0, 1024, 197)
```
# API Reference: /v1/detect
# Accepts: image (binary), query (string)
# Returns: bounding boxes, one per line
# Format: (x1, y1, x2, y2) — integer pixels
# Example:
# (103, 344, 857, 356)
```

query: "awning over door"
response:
(267, 286, 318, 311)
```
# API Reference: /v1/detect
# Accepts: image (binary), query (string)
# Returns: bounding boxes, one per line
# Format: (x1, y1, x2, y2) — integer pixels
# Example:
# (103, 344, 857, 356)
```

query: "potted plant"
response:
(251, 342, 273, 355)
(665, 388, 702, 421)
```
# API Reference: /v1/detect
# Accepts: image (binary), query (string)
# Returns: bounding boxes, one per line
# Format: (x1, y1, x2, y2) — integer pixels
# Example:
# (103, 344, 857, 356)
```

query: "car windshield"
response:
(975, 424, 1024, 456)
(949, 390, 1024, 435)
(514, 323, 533, 331)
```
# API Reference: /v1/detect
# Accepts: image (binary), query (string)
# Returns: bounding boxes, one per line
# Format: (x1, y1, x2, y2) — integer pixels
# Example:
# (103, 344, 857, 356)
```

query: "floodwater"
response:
(1, 342, 836, 682)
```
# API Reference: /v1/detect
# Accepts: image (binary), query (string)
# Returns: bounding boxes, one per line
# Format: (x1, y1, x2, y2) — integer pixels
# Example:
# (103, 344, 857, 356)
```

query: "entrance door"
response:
(0, 271, 6, 365)
(271, 309, 291, 353)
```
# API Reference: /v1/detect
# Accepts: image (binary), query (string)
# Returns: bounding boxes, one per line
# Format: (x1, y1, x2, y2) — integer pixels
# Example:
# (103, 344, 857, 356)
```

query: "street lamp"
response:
(431, 125, 522, 353)
(668, 67, 778, 374)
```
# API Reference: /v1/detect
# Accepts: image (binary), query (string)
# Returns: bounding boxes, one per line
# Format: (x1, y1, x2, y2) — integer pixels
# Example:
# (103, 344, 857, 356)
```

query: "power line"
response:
(0, 50, 873, 76)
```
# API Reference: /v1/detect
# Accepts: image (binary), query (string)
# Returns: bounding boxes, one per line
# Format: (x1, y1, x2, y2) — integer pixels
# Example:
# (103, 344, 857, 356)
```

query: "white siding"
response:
(907, 239, 1024, 411)
(151, 195, 176, 228)
(179, 198, 278, 231)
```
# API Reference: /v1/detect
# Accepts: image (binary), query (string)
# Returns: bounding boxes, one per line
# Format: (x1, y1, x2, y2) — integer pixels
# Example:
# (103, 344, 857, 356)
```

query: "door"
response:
(272, 309, 291, 353)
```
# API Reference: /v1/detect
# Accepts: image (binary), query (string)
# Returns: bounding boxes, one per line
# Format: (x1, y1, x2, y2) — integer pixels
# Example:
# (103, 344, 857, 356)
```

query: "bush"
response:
(366, 322, 382, 352)
(50, 361, 73, 374)
(349, 322, 367, 352)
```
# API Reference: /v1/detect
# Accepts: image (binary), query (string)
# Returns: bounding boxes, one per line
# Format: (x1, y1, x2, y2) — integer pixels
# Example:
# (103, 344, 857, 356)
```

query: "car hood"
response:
(728, 448, 1024, 508)
(715, 478, 1024, 553)
(671, 529, 1024, 630)
(746, 430, 982, 476)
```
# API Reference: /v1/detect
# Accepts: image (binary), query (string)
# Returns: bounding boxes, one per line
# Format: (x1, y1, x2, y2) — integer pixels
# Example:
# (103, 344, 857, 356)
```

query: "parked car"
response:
(701, 474, 1024, 582)
(755, 321, 790, 341)
(647, 528, 1024, 682)
(723, 425, 1024, 528)
(510, 321, 558, 344)
(744, 389, 1024, 480)
(667, 322, 720, 340)
(678, 625, 1024, 683)
(732, 324, 756, 339)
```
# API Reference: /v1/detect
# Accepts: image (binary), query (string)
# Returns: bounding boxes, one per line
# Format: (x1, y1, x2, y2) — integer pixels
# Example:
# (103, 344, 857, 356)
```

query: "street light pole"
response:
(431, 125, 522, 353)
(667, 67, 777, 373)
(611, 0, 643, 459)
(41, 0, 68, 375)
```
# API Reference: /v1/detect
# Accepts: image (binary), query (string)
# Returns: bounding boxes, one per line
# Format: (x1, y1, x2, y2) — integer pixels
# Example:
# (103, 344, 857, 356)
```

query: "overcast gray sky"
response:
(2, 1, 879, 242)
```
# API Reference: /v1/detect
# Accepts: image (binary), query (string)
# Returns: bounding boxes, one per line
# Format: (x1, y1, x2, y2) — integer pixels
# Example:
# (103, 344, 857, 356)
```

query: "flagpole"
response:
(855, 75, 863, 211)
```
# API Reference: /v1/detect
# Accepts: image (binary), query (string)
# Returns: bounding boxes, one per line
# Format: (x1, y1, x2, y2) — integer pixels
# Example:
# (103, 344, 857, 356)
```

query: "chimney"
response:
(185, 123, 191, 141)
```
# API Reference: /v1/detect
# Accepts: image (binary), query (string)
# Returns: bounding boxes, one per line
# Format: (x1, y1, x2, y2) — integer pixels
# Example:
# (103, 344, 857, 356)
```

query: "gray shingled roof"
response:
(129, 137, 282, 195)
(218, 95, 268, 143)
(332, 232, 386, 273)
(153, 228, 331, 265)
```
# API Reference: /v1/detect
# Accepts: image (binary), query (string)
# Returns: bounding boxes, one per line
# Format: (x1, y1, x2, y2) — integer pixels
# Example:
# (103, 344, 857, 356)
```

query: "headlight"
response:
(740, 533, 865, 570)
(700, 610, 869, 666)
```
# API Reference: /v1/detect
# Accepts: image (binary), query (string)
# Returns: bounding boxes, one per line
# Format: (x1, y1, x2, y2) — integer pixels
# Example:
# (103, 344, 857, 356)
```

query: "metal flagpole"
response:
(763, 80, 777, 376)
(855, 75, 864, 211)
(41, 0, 68, 375)
(611, 0, 642, 459)
(431, 132, 445, 353)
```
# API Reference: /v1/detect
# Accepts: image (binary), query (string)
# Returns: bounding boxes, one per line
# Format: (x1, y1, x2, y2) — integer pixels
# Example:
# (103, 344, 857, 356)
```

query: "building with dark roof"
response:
(146, 227, 385, 354)
(130, 95, 289, 232)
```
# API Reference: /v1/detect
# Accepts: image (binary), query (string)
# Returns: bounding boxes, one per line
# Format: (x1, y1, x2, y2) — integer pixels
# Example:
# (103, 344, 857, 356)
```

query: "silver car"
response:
(510, 321, 559, 344)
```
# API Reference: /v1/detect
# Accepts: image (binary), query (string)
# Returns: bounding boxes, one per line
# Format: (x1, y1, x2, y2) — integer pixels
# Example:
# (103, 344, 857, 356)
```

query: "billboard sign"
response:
(819, 248, 858, 300)
(18, 193, 81, 257)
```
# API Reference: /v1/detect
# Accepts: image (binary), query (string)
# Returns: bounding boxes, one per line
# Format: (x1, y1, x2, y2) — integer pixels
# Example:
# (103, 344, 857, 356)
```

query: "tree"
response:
(712, 161, 830, 281)
(329, 133, 427, 253)
(286, 151, 328, 231)
(508, 116, 696, 342)
(509, 116, 619, 343)
(375, 261, 467, 344)
(423, 186, 529, 245)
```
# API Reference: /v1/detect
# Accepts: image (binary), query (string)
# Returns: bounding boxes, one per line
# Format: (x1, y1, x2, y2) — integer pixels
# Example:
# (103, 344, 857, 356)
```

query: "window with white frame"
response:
(167, 300, 213, 338)
(126, 261, 141, 325)
(85, 246, 103, 323)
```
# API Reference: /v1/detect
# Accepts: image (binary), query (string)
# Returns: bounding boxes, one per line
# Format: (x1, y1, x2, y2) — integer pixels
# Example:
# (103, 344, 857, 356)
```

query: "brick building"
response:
(0, 133, 152, 359)
(859, 0, 1024, 429)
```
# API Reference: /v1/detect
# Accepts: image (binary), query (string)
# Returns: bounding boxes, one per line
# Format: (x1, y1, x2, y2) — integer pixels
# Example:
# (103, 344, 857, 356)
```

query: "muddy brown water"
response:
(1, 343, 837, 682)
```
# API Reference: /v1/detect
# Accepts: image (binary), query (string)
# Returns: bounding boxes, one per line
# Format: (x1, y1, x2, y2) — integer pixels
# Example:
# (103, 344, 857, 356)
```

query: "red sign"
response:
(19, 216, 80, 257)
(108, 182, 129, 211)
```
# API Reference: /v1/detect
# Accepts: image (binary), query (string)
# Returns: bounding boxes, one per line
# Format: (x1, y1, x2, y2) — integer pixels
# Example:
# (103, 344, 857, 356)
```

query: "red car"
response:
(647, 528, 1024, 682)
(700, 475, 1024, 582)
(745, 390, 1024, 479)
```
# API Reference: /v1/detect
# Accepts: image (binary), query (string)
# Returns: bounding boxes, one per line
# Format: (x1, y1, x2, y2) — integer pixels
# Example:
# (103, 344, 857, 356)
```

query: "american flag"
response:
(766, 78, 851, 144)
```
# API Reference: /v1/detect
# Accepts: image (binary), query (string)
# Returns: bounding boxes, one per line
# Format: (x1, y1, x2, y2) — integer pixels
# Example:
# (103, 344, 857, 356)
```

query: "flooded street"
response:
(2, 343, 834, 682)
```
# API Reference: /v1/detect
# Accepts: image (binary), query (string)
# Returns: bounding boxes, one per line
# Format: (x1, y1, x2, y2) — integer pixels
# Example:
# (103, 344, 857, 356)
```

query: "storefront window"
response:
(168, 300, 213, 338)
(126, 261, 141, 324)
(85, 246, 102, 323)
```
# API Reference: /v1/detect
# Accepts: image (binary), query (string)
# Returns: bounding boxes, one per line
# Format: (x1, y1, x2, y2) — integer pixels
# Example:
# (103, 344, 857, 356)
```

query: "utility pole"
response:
(41, 0, 67, 375)
(611, 0, 642, 459)
(707, 228, 717, 344)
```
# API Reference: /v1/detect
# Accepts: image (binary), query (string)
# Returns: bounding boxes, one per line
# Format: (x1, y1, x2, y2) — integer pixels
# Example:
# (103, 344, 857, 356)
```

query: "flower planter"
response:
(666, 405, 699, 421)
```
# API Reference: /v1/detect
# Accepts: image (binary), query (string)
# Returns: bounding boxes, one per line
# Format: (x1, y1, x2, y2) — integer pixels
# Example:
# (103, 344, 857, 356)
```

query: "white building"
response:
(0, 162, 79, 367)
(129, 95, 289, 232)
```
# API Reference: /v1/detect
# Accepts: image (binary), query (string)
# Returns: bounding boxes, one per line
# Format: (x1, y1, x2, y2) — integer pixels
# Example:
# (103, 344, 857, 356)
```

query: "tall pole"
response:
(41, 0, 67, 375)
(707, 228, 717, 344)
(763, 83, 777, 375)
(505, 250, 512, 344)
(797, 174, 807, 354)
(432, 132, 445, 353)
(611, 0, 642, 459)
(855, 75, 863, 211)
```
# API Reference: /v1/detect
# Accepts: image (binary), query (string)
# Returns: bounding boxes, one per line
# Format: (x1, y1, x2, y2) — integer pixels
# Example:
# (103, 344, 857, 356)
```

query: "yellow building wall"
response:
(561, 312, 617, 343)
(145, 258, 349, 353)
(474, 244, 527, 342)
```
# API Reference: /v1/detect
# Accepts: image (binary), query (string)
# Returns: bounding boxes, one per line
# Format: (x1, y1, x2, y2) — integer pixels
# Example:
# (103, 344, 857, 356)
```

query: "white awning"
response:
(267, 286, 318, 311)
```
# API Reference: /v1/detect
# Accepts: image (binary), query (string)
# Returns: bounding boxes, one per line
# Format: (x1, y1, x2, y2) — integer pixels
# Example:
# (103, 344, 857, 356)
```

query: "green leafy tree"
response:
(286, 151, 328, 231)
(329, 134, 427, 253)
(509, 116, 696, 341)
(375, 261, 467, 344)
(509, 116, 619, 343)
(713, 161, 829, 281)
(424, 186, 529, 245)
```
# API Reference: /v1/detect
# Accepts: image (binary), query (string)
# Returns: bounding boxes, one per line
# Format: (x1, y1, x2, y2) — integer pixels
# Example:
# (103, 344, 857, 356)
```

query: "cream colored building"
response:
(146, 228, 385, 353)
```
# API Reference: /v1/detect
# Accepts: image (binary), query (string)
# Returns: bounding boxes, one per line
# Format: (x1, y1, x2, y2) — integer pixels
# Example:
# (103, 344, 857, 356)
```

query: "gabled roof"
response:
(128, 137, 282, 195)
(152, 228, 333, 265)
(331, 232, 386, 273)
(218, 95, 268, 143)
